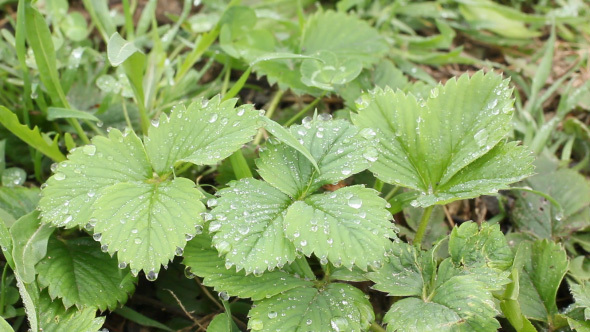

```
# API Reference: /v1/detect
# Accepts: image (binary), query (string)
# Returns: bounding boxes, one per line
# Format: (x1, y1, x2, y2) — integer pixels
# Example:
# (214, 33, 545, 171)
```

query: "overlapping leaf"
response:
(183, 233, 310, 301)
(449, 222, 513, 271)
(352, 71, 534, 207)
(39, 96, 260, 276)
(247, 283, 374, 332)
(210, 117, 396, 274)
(37, 291, 104, 332)
(36, 236, 136, 311)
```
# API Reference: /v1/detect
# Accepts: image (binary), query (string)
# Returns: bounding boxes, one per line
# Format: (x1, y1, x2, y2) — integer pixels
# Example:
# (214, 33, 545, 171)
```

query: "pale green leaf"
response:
(500, 269, 537, 332)
(207, 313, 239, 332)
(352, 71, 533, 207)
(144, 97, 260, 174)
(259, 117, 319, 172)
(114, 306, 173, 331)
(257, 118, 376, 199)
(0, 186, 39, 225)
(61, 12, 88, 41)
(384, 274, 500, 331)
(515, 240, 568, 321)
(301, 10, 388, 66)
(300, 51, 362, 91)
(47, 107, 100, 122)
(38, 291, 105, 332)
(367, 242, 435, 297)
(36, 236, 136, 311)
(248, 283, 374, 332)
(0, 106, 65, 162)
(39, 128, 152, 229)
(284, 185, 396, 270)
(458, 1, 541, 39)
(571, 281, 590, 321)
(449, 222, 513, 271)
(10, 211, 54, 283)
(210, 178, 296, 274)
(107, 32, 143, 66)
(183, 234, 310, 301)
(0, 316, 14, 332)
(92, 178, 204, 275)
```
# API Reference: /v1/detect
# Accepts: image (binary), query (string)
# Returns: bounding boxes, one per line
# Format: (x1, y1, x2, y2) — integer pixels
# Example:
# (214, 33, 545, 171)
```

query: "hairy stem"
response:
(413, 205, 434, 248)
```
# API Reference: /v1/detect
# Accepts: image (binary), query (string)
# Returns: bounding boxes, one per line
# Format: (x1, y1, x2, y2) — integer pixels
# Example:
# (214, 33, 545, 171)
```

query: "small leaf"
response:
(183, 234, 311, 301)
(36, 236, 136, 311)
(284, 185, 396, 270)
(210, 178, 296, 274)
(449, 222, 513, 271)
(0, 317, 14, 332)
(38, 291, 105, 332)
(571, 281, 590, 321)
(114, 306, 173, 331)
(144, 97, 260, 174)
(353, 71, 533, 207)
(0, 186, 39, 224)
(10, 211, 54, 283)
(47, 107, 100, 122)
(107, 32, 143, 66)
(300, 51, 362, 90)
(248, 283, 374, 332)
(207, 313, 239, 332)
(0, 106, 65, 162)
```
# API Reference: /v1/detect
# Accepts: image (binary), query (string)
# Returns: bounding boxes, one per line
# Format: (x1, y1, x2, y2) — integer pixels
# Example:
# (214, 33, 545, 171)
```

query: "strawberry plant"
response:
(1, 1, 589, 331)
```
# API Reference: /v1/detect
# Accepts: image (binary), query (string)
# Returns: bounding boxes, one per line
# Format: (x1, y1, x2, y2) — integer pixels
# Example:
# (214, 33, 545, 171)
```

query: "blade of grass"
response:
(115, 306, 173, 331)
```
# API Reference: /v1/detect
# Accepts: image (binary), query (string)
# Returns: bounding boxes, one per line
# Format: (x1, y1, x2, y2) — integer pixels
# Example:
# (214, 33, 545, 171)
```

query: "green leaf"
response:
(107, 32, 143, 66)
(144, 97, 260, 174)
(384, 273, 500, 331)
(0, 317, 14, 332)
(367, 242, 435, 297)
(114, 306, 173, 331)
(61, 12, 88, 41)
(515, 240, 568, 322)
(301, 10, 388, 67)
(0, 106, 66, 162)
(300, 51, 362, 91)
(36, 236, 136, 311)
(353, 71, 533, 207)
(47, 107, 100, 122)
(10, 211, 54, 283)
(38, 291, 105, 332)
(284, 185, 396, 270)
(257, 118, 376, 199)
(571, 281, 590, 320)
(92, 178, 204, 275)
(259, 117, 319, 172)
(0, 186, 39, 225)
(207, 313, 239, 332)
(511, 157, 590, 238)
(248, 283, 374, 332)
(449, 222, 513, 271)
(210, 178, 296, 274)
(183, 234, 311, 301)
(500, 269, 537, 332)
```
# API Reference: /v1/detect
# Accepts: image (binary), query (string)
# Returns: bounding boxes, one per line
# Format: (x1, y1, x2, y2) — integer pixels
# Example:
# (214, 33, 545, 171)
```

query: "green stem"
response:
(369, 321, 387, 332)
(284, 92, 326, 127)
(373, 178, 384, 192)
(253, 89, 284, 145)
(122, 0, 135, 40)
(68, 118, 90, 144)
(413, 205, 434, 248)
(0, 263, 9, 316)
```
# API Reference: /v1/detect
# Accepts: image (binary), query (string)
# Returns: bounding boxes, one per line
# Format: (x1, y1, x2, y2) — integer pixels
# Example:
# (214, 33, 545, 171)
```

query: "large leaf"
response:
(352, 71, 533, 207)
(248, 283, 374, 332)
(39, 96, 260, 276)
(38, 291, 105, 332)
(301, 10, 388, 66)
(183, 234, 310, 301)
(210, 178, 296, 274)
(36, 236, 136, 311)
(284, 186, 396, 270)
(511, 157, 590, 238)
(256, 118, 376, 199)
(10, 211, 54, 283)
(515, 240, 568, 322)
(0, 106, 65, 162)
(144, 97, 260, 174)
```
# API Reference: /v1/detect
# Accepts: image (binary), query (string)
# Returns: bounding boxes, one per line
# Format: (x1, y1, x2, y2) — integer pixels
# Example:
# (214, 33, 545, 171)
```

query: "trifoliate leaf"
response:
(257, 118, 376, 199)
(183, 234, 311, 301)
(38, 291, 104, 332)
(284, 185, 396, 270)
(92, 178, 204, 275)
(384, 273, 500, 332)
(40, 128, 152, 229)
(248, 283, 374, 332)
(449, 222, 513, 271)
(514, 240, 568, 322)
(368, 242, 436, 297)
(10, 211, 54, 283)
(144, 97, 260, 174)
(511, 157, 590, 238)
(352, 71, 534, 207)
(210, 178, 296, 274)
(36, 236, 136, 311)
(301, 10, 388, 67)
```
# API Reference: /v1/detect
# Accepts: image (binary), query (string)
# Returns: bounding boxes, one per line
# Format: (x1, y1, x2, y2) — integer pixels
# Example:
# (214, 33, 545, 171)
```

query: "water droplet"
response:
(363, 147, 378, 162)
(320, 257, 328, 265)
(134, 237, 142, 244)
(238, 226, 250, 235)
(216, 241, 230, 254)
(82, 145, 97, 157)
(118, 262, 127, 269)
(195, 225, 203, 234)
(184, 266, 196, 278)
(331, 317, 349, 331)
(250, 319, 264, 330)
(175, 247, 184, 256)
(87, 191, 96, 198)
(146, 270, 158, 281)
(54, 173, 66, 181)
(253, 268, 263, 277)
(101, 244, 108, 252)
(341, 168, 352, 176)
(359, 128, 376, 140)
(300, 240, 307, 247)
(185, 233, 194, 241)
(318, 113, 332, 121)
(209, 221, 221, 232)
(93, 233, 102, 241)
(151, 119, 160, 127)
(474, 128, 488, 147)
(208, 114, 218, 123)
(301, 116, 312, 126)
(218, 291, 230, 301)
(347, 197, 362, 209)
(268, 311, 278, 319)
(207, 198, 218, 207)
(306, 319, 313, 325)
(316, 131, 324, 138)
(237, 108, 245, 116)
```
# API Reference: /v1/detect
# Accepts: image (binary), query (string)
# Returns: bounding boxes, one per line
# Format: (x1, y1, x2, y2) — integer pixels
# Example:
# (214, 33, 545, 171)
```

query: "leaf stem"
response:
(413, 205, 434, 248)
(0, 263, 9, 316)
(254, 89, 285, 145)
(369, 321, 387, 332)
(284, 92, 326, 127)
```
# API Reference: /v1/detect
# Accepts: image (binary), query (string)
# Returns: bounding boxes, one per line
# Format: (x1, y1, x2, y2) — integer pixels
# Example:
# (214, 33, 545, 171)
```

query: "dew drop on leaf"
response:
(146, 270, 158, 281)
(268, 311, 278, 319)
(118, 262, 127, 269)
(195, 225, 203, 234)
(359, 127, 376, 140)
(82, 144, 96, 156)
(362, 147, 379, 162)
(54, 173, 66, 181)
(175, 247, 184, 256)
(250, 319, 264, 330)
(208, 113, 218, 123)
(347, 197, 362, 209)
(331, 317, 349, 331)
(134, 237, 142, 244)
(209, 221, 221, 232)
(185, 233, 194, 241)
(93, 233, 102, 241)
(207, 198, 218, 207)
(101, 244, 108, 252)
(218, 291, 230, 301)
(151, 119, 159, 127)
